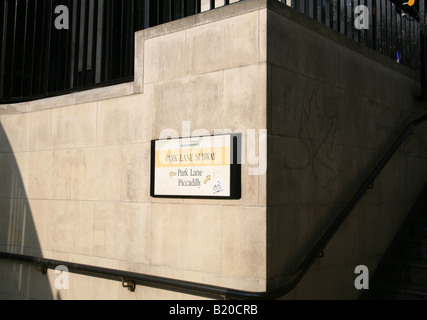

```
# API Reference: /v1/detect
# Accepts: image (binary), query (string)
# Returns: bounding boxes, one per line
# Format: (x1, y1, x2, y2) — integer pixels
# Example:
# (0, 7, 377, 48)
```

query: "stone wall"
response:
(0, 0, 426, 300)
(266, 1, 427, 299)
(0, 0, 268, 300)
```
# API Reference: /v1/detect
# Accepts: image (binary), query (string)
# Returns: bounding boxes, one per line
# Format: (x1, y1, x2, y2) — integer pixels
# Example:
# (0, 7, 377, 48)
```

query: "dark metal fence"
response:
(281, 0, 425, 71)
(0, 0, 425, 103)
(0, 0, 202, 103)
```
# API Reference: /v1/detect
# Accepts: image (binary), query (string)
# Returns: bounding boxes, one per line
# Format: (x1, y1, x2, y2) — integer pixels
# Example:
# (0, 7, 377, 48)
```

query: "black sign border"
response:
(150, 133, 242, 200)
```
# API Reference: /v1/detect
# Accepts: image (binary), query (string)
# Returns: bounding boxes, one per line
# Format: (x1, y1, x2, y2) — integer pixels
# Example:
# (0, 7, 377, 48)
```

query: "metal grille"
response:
(0, 0, 425, 103)
(280, 0, 424, 70)
(0, 0, 202, 102)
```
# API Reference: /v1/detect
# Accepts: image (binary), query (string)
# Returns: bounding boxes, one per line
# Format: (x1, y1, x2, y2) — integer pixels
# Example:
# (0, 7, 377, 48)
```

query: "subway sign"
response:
(150, 134, 241, 199)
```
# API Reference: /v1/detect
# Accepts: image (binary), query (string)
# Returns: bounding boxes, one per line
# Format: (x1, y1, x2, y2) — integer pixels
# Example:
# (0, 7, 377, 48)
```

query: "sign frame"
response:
(150, 133, 241, 200)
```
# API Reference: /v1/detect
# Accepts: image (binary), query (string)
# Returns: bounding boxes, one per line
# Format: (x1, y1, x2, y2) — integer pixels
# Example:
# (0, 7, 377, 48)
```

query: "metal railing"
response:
(1, 113, 426, 300)
(281, 0, 424, 70)
(282, 0, 426, 98)
(1, 0, 426, 103)
(0, 0, 203, 103)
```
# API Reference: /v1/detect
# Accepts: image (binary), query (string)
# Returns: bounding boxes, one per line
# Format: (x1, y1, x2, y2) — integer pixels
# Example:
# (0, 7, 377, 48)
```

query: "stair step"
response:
(403, 243, 427, 260)
(362, 184, 427, 300)
(404, 237, 427, 245)
(388, 239, 427, 260)
(375, 258, 427, 286)
(388, 258, 427, 268)
(406, 226, 427, 238)
(369, 281, 427, 300)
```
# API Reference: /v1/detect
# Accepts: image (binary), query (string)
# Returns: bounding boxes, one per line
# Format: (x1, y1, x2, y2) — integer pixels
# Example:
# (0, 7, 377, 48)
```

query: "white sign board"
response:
(150, 134, 241, 199)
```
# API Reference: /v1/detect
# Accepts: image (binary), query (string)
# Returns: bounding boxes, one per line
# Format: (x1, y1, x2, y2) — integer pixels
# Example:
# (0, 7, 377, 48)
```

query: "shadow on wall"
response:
(0, 122, 53, 299)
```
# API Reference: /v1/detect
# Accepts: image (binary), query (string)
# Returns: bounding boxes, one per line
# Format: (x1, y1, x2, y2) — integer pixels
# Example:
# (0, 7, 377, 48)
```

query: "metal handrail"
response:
(1, 113, 427, 299)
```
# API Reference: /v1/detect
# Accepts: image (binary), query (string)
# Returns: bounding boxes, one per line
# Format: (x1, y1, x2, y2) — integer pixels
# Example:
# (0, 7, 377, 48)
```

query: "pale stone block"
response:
(70, 148, 95, 200)
(51, 102, 97, 149)
(185, 19, 225, 74)
(130, 203, 151, 264)
(94, 202, 146, 261)
(67, 253, 121, 270)
(144, 30, 186, 83)
(182, 269, 264, 293)
(149, 203, 186, 268)
(97, 96, 132, 146)
(28, 151, 52, 199)
(47, 200, 94, 255)
(0, 113, 30, 152)
(128, 90, 153, 143)
(0, 102, 29, 115)
(97, 93, 152, 146)
(134, 32, 144, 94)
(30, 109, 52, 151)
(223, 64, 267, 130)
(152, 72, 223, 138)
(94, 146, 122, 201)
(186, 11, 259, 75)
(72, 83, 133, 105)
(223, 11, 260, 68)
(71, 146, 122, 201)
(121, 143, 151, 202)
(129, 260, 184, 279)
(259, 9, 267, 64)
(28, 149, 71, 200)
(66, 272, 119, 300)
(221, 206, 266, 279)
(180, 205, 222, 272)
(51, 149, 72, 199)
(28, 94, 73, 112)
(150, 203, 222, 273)
(185, 11, 265, 74)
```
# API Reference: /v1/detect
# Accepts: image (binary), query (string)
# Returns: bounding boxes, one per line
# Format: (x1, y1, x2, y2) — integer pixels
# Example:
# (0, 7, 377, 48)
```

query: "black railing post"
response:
(420, 0, 427, 101)
(144, 0, 150, 28)
(0, 0, 7, 98)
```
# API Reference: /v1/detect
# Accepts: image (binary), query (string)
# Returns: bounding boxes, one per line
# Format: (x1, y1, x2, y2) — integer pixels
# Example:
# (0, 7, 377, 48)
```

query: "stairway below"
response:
(361, 184, 427, 300)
